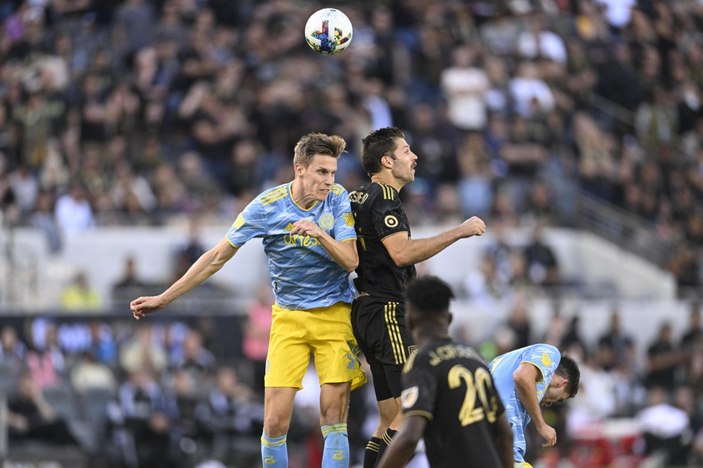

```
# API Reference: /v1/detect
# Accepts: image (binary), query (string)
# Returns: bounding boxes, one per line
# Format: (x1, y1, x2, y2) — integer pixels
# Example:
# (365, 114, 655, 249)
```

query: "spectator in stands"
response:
(71, 350, 117, 394)
(645, 321, 686, 392)
(7, 372, 80, 447)
(85, 320, 118, 367)
(196, 366, 263, 465)
(523, 223, 560, 289)
(169, 329, 216, 378)
(60, 270, 103, 311)
(637, 386, 692, 466)
(242, 282, 273, 393)
(29, 190, 63, 254)
(166, 369, 207, 464)
(597, 308, 636, 371)
(112, 254, 152, 306)
(0, 325, 27, 369)
(119, 324, 168, 376)
(107, 368, 172, 467)
(54, 182, 95, 236)
(440, 44, 489, 135)
(26, 322, 64, 390)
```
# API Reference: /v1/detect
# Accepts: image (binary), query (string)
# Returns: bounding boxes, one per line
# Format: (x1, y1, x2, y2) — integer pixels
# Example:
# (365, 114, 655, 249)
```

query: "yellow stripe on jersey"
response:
(380, 183, 395, 200)
(260, 188, 287, 203)
(385, 302, 406, 364)
(261, 190, 289, 206)
(330, 184, 344, 195)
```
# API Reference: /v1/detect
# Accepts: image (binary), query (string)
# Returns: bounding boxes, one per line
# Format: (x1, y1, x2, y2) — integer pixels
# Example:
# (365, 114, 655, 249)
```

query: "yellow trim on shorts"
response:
(384, 301, 406, 364)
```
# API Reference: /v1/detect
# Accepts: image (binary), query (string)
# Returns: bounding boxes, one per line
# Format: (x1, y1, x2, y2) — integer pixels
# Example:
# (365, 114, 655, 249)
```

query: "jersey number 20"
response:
(448, 366, 499, 426)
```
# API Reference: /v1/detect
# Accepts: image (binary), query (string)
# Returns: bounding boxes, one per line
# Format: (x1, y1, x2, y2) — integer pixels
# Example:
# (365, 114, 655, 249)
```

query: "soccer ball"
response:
(304, 8, 353, 56)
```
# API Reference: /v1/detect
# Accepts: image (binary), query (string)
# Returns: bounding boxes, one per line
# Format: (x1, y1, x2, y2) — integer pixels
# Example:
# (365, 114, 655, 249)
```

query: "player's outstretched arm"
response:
(290, 218, 358, 272)
(513, 363, 557, 448)
(130, 237, 238, 319)
(376, 415, 426, 468)
(382, 216, 486, 267)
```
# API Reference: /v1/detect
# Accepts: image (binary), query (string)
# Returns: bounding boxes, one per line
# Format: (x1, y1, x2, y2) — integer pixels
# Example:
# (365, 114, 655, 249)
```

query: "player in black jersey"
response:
(350, 127, 486, 467)
(377, 276, 513, 468)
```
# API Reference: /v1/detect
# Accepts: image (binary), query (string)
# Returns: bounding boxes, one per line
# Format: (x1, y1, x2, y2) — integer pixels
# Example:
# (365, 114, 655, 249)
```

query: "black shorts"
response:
(351, 295, 415, 401)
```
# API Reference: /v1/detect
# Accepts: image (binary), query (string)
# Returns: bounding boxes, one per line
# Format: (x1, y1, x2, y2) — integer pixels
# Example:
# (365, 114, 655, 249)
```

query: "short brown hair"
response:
(293, 133, 347, 167)
(360, 127, 405, 176)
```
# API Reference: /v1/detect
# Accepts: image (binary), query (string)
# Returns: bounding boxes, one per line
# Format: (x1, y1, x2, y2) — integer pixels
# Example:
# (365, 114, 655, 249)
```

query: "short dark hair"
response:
(360, 127, 405, 176)
(404, 276, 455, 317)
(556, 354, 580, 397)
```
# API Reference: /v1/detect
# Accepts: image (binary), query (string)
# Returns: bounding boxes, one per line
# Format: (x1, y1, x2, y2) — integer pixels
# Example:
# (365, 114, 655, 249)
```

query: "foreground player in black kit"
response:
(377, 276, 513, 468)
(350, 127, 486, 467)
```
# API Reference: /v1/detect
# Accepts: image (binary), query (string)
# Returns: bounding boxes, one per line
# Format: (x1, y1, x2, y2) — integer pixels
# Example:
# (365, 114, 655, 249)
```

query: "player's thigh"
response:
(309, 302, 366, 391)
(354, 297, 414, 366)
(265, 304, 311, 389)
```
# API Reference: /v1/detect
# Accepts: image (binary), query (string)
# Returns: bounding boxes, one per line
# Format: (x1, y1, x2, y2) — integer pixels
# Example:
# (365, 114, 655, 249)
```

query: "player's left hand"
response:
(290, 219, 324, 238)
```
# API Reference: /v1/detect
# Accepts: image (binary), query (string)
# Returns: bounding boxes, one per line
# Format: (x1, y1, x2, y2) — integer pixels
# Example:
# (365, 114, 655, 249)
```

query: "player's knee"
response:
(264, 412, 291, 437)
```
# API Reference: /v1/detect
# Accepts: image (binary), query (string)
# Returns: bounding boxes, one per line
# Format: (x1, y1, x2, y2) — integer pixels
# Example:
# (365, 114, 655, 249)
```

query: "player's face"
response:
(296, 154, 338, 203)
(541, 385, 570, 407)
(388, 138, 417, 185)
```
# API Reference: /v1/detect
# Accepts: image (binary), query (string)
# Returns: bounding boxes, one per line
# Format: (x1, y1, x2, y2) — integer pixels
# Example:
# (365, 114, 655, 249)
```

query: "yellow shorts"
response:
(515, 463, 533, 468)
(265, 302, 367, 391)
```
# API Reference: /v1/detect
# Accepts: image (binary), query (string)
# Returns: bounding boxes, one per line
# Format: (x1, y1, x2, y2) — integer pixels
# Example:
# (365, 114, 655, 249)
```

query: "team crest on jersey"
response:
(541, 352, 552, 367)
(344, 212, 354, 226)
(401, 386, 419, 409)
(408, 345, 418, 356)
(384, 215, 398, 228)
(319, 212, 334, 229)
(233, 213, 245, 229)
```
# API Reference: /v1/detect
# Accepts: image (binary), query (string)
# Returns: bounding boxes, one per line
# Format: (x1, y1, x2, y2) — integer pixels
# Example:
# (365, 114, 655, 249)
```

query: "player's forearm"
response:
(514, 376, 546, 428)
(392, 227, 465, 267)
(318, 235, 358, 272)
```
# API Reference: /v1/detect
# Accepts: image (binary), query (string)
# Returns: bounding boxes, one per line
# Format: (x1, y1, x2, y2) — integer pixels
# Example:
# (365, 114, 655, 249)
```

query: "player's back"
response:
(403, 338, 507, 467)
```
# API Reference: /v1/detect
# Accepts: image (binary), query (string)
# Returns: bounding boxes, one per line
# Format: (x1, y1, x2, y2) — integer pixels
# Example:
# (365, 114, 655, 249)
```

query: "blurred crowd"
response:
(0, 0, 702, 294)
(3, 295, 703, 466)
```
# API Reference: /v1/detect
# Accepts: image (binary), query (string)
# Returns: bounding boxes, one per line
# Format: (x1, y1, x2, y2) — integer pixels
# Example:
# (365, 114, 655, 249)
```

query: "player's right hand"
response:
(130, 296, 165, 320)
(536, 422, 557, 448)
(461, 216, 486, 237)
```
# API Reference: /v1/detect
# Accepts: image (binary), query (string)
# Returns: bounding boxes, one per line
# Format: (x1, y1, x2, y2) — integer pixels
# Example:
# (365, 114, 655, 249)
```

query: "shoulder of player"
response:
(256, 183, 290, 206)
(328, 183, 347, 197)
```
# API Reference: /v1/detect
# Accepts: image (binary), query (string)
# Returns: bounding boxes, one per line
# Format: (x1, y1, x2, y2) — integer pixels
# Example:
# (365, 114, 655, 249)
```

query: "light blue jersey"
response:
(488, 344, 561, 462)
(226, 182, 357, 310)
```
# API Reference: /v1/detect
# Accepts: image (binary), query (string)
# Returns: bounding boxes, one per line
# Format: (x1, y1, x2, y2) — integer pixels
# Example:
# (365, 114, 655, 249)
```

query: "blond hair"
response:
(293, 133, 346, 167)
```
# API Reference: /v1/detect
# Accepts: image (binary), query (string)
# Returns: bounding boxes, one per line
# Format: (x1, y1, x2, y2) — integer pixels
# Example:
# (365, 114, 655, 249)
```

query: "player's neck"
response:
(290, 180, 316, 209)
(414, 330, 451, 348)
(371, 174, 403, 193)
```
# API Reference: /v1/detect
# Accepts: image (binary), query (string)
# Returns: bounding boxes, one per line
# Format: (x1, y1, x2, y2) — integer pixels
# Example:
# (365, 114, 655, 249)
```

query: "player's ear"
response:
(294, 162, 304, 176)
(381, 154, 393, 169)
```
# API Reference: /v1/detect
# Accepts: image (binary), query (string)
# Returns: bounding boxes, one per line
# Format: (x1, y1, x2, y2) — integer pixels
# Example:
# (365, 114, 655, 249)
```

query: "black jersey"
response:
(349, 182, 416, 301)
(401, 338, 506, 468)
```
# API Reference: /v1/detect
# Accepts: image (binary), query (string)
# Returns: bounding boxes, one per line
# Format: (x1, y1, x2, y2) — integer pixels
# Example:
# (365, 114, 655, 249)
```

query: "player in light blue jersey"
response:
(489, 344, 580, 467)
(130, 132, 367, 468)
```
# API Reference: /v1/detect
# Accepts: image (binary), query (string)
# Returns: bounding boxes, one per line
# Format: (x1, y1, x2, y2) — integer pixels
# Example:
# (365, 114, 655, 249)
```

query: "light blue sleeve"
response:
(331, 185, 357, 242)
(522, 344, 561, 381)
(226, 199, 268, 247)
